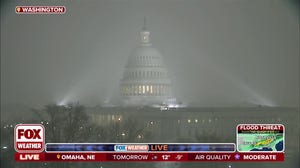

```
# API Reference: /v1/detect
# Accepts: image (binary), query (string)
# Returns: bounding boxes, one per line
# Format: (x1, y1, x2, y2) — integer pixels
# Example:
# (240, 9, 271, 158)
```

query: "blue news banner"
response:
(45, 143, 235, 152)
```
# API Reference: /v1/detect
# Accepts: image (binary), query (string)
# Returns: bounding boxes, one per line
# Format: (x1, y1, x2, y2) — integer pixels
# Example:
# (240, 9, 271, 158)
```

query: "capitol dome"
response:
(120, 21, 172, 106)
(127, 46, 165, 68)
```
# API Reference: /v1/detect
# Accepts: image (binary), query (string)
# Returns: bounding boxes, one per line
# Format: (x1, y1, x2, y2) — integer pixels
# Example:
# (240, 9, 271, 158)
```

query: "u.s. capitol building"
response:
(120, 21, 173, 106)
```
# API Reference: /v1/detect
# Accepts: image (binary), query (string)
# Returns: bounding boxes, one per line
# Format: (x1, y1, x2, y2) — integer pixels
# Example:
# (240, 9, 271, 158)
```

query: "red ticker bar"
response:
(15, 152, 284, 162)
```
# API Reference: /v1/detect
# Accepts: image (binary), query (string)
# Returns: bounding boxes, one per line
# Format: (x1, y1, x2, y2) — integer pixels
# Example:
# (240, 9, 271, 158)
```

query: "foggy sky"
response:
(1, 0, 299, 107)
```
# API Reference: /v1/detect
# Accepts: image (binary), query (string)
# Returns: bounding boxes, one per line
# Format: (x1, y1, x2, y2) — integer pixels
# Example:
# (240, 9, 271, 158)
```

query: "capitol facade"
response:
(120, 21, 172, 106)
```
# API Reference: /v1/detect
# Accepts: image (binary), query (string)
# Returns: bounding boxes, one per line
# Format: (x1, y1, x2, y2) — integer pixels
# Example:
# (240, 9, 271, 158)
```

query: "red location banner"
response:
(15, 152, 284, 162)
(15, 6, 66, 14)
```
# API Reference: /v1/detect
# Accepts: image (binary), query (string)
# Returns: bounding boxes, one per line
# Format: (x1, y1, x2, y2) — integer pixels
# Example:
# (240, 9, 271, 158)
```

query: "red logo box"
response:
(14, 124, 45, 153)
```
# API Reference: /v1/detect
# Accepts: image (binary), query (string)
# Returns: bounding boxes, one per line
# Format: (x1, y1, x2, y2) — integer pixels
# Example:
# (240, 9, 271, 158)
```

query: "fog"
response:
(1, 0, 299, 107)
